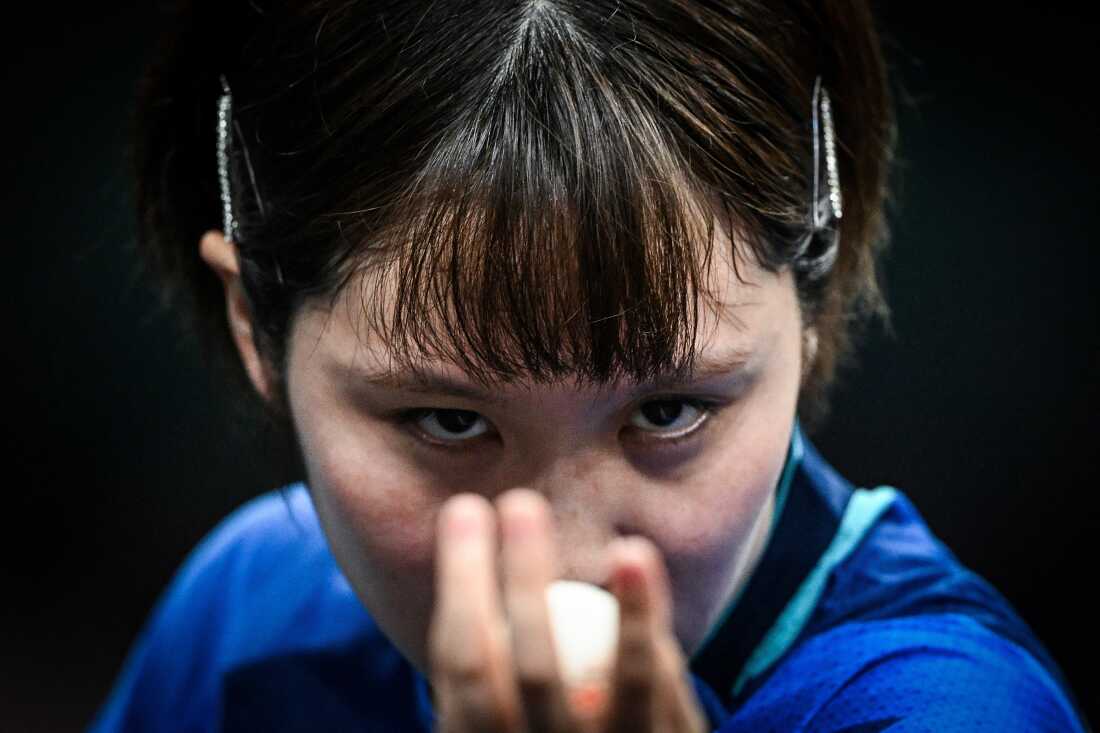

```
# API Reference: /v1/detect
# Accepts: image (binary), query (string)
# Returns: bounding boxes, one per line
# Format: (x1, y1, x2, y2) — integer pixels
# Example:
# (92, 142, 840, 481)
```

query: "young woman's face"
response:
(281, 238, 808, 676)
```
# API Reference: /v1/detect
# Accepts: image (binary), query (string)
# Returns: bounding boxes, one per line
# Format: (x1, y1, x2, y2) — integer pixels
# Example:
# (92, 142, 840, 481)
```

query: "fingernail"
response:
(618, 564, 645, 594)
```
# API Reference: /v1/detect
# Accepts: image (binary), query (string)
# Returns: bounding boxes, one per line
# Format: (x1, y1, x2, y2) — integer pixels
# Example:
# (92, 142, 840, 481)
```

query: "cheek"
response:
(321, 464, 437, 579)
(289, 373, 441, 594)
(636, 445, 778, 566)
(631, 398, 792, 558)
(318, 431, 438, 575)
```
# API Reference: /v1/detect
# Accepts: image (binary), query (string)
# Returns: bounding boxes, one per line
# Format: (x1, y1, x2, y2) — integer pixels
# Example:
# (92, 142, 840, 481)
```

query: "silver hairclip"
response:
(794, 76, 842, 279)
(216, 75, 239, 244)
(216, 76, 285, 286)
(816, 79, 842, 223)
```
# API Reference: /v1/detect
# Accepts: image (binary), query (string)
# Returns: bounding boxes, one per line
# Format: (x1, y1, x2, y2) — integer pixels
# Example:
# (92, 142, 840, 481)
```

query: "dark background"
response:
(3, 3, 1096, 730)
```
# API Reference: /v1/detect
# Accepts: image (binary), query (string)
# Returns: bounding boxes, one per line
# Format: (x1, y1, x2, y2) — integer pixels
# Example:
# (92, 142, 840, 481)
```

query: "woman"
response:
(90, 0, 1088, 730)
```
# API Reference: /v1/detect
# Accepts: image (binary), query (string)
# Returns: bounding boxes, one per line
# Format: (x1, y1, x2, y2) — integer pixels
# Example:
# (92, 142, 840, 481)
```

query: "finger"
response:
(603, 537, 663, 733)
(498, 489, 574, 733)
(430, 494, 519, 733)
(655, 635, 708, 733)
(624, 544, 707, 733)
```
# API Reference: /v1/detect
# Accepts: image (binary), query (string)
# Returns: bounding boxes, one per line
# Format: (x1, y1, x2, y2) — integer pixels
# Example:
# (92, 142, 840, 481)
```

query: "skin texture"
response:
(199, 221, 813, 703)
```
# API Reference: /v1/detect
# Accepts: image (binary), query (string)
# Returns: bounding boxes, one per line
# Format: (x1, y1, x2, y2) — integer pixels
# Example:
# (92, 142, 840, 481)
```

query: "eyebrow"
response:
(336, 346, 755, 406)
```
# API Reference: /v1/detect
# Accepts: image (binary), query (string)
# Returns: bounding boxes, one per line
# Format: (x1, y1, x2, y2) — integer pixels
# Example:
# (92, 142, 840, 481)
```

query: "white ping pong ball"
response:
(545, 580, 620, 690)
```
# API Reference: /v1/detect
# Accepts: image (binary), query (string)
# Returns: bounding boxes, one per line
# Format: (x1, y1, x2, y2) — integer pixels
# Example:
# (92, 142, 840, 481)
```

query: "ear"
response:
(801, 326, 819, 384)
(199, 230, 278, 403)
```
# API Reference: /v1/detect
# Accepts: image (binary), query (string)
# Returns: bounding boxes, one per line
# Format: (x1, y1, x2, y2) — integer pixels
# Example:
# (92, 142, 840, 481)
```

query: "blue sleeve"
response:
(715, 613, 1085, 733)
(87, 487, 367, 733)
(86, 509, 251, 733)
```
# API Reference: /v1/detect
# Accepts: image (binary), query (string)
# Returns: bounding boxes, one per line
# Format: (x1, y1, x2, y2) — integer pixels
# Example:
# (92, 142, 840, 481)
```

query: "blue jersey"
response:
(89, 421, 1089, 731)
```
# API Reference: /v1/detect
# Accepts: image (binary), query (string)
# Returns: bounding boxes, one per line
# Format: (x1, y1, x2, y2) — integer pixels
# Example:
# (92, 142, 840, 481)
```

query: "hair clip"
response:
(217, 76, 285, 287)
(216, 75, 239, 244)
(794, 76, 842, 279)
(815, 77, 842, 224)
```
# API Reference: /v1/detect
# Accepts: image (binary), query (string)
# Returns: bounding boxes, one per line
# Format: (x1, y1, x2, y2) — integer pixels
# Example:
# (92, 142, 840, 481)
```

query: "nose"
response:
(495, 485, 620, 590)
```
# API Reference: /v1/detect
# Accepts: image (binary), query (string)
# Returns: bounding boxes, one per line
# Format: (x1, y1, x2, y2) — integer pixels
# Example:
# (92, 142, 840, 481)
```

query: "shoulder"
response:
(723, 613, 1085, 732)
(133, 483, 373, 658)
(715, 442, 1088, 731)
(804, 487, 1088, 731)
(812, 487, 1078, 694)
(705, 431, 1089, 732)
(89, 484, 376, 732)
(813, 488, 1009, 625)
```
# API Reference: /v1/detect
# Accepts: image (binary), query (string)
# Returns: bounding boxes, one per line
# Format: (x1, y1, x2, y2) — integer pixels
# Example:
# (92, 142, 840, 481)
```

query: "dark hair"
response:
(134, 0, 894, 435)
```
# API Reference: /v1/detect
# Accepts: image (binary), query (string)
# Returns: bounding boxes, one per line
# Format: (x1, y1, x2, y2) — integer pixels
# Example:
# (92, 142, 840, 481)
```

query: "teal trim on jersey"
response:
(689, 419, 805, 662)
(730, 484, 899, 697)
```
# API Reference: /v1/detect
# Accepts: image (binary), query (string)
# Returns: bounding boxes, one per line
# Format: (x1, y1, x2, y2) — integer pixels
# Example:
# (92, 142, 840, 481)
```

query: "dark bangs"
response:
(341, 86, 740, 389)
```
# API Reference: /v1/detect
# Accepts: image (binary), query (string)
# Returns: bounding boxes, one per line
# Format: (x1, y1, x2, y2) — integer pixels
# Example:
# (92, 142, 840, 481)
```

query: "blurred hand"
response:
(428, 489, 709, 733)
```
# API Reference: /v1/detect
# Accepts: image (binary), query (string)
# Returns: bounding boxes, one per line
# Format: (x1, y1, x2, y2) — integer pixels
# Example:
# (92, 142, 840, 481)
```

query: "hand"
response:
(428, 489, 709, 733)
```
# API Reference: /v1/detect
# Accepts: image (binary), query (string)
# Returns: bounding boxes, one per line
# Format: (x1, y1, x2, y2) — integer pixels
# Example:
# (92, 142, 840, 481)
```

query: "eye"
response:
(628, 397, 719, 443)
(394, 397, 723, 451)
(399, 408, 491, 446)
